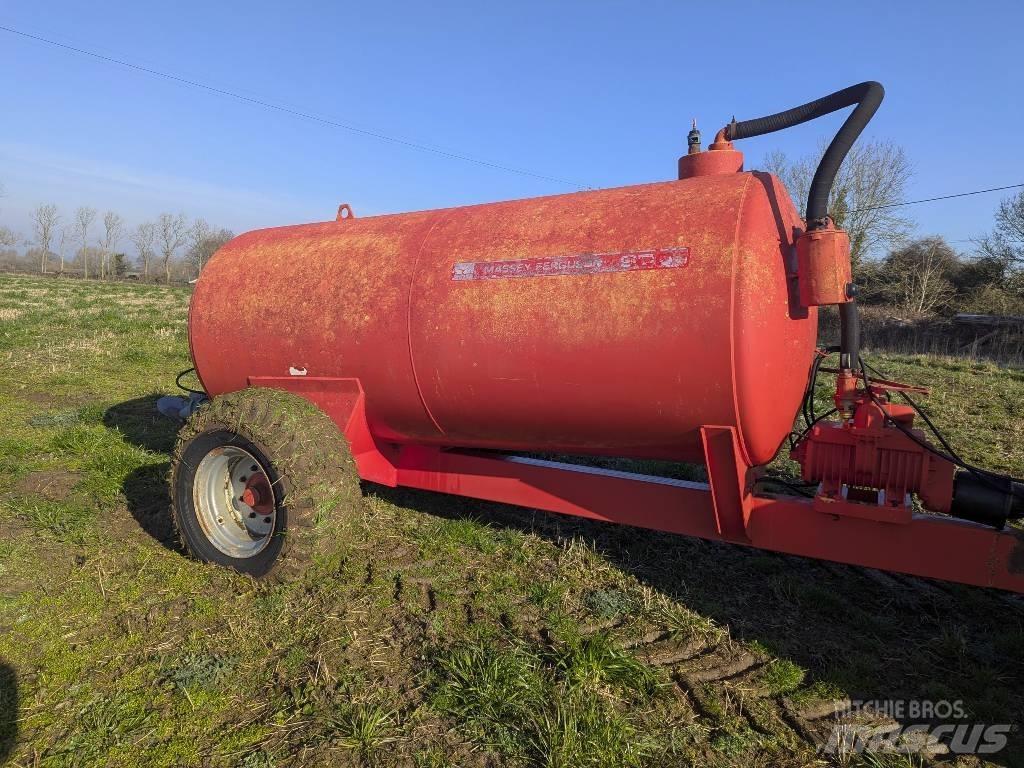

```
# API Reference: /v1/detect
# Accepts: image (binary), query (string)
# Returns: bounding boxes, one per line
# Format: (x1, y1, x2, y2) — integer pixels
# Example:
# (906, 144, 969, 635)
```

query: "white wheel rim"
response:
(193, 445, 277, 558)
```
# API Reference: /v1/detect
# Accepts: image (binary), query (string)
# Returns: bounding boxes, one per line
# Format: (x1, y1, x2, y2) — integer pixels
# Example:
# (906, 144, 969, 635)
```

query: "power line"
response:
(6, 22, 1022, 207)
(852, 183, 1024, 212)
(949, 238, 1023, 244)
(0, 24, 590, 190)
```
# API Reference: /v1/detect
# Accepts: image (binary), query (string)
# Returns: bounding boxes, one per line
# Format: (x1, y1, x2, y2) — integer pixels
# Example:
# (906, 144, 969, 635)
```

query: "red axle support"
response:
(246, 377, 1024, 594)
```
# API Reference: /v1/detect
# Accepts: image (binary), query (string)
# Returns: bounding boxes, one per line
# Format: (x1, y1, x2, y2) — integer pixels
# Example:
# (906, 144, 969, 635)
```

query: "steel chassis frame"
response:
(251, 376, 1024, 593)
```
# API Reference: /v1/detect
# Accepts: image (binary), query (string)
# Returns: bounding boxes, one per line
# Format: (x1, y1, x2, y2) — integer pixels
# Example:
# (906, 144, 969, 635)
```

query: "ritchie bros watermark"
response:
(817, 700, 1014, 756)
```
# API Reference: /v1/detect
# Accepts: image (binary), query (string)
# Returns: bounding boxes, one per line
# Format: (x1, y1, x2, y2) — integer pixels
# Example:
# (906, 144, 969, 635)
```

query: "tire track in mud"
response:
(578, 616, 800, 748)
(568, 575, 957, 762)
(450, 559, 932, 757)
(375, 523, 993, 763)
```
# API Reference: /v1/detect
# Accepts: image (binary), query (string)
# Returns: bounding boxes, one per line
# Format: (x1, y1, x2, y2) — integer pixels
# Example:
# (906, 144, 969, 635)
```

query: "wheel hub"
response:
(193, 445, 277, 558)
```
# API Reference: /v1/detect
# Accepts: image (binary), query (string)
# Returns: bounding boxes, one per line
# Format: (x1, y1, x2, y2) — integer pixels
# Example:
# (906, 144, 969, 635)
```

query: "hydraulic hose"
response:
(838, 303, 860, 371)
(726, 82, 885, 226)
(725, 82, 885, 370)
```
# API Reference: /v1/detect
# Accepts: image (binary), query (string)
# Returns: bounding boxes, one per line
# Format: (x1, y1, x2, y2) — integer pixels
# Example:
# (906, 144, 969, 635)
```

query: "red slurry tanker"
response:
(171, 82, 1024, 588)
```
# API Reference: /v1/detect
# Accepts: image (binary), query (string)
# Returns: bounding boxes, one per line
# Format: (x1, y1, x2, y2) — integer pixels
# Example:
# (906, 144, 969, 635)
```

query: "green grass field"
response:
(0, 273, 1022, 767)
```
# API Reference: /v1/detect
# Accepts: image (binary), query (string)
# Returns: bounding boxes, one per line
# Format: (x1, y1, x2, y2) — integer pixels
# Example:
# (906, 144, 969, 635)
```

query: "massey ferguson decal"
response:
(452, 246, 689, 281)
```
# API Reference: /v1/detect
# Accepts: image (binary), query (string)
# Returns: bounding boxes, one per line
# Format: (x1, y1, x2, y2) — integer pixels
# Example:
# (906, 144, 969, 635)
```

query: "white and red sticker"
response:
(452, 246, 689, 281)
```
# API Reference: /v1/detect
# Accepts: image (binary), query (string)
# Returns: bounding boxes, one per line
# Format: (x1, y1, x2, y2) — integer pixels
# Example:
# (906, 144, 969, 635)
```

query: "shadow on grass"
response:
(103, 395, 182, 454)
(0, 661, 17, 763)
(368, 483, 1024, 762)
(105, 396, 183, 552)
(122, 462, 180, 551)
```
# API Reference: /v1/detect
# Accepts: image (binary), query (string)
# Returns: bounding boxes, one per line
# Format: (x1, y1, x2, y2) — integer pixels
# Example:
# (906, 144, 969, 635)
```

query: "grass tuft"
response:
(758, 658, 806, 696)
(3, 497, 97, 540)
(556, 633, 660, 696)
(331, 700, 401, 756)
(429, 629, 665, 765)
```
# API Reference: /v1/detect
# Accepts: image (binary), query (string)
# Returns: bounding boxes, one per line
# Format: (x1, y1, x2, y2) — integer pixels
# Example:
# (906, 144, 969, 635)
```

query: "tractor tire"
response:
(170, 387, 362, 579)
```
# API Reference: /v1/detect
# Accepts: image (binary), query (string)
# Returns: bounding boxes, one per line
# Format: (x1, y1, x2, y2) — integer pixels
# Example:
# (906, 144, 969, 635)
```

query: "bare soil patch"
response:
(14, 470, 81, 501)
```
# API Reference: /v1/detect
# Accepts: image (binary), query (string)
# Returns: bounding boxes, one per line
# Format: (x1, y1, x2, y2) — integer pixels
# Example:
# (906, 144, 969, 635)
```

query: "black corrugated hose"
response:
(726, 81, 885, 370)
(727, 83, 1024, 524)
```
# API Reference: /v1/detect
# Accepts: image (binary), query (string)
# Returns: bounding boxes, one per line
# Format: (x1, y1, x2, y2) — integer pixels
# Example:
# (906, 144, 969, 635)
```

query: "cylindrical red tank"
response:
(189, 165, 815, 466)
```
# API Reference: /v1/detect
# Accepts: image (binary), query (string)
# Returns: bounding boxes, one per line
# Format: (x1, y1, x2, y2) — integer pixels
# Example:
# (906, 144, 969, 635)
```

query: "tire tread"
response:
(170, 388, 362, 578)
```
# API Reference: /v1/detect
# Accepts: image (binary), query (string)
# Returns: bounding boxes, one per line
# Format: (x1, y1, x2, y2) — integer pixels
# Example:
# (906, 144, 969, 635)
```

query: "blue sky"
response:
(1, 1, 1021, 253)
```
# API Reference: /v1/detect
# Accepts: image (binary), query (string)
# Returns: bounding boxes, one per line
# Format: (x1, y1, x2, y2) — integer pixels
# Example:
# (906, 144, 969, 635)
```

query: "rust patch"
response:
(1007, 532, 1024, 575)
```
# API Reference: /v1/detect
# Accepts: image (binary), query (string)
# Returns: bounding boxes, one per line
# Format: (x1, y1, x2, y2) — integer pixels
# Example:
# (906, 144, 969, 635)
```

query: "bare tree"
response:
(0, 183, 13, 249)
(99, 211, 125, 280)
(187, 217, 211, 276)
(57, 226, 70, 275)
(130, 221, 156, 280)
(31, 204, 60, 274)
(74, 206, 97, 279)
(0, 226, 16, 249)
(977, 189, 1024, 268)
(886, 236, 957, 316)
(0, 182, 15, 252)
(186, 218, 232, 276)
(156, 212, 187, 284)
(763, 139, 913, 269)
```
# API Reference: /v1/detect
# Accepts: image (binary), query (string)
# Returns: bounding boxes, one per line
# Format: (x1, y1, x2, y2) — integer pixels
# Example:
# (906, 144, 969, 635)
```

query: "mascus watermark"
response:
(818, 700, 1014, 756)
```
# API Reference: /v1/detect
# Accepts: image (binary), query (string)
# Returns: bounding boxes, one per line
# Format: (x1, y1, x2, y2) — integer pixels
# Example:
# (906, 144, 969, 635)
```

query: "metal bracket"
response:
(246, 376, 397, 486)
(700, 425, 753, 542)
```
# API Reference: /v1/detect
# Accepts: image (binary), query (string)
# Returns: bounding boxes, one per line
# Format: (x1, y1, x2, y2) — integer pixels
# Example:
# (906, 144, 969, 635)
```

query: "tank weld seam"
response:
(728, 174, 756, 468)
(406, 213, 450, 436)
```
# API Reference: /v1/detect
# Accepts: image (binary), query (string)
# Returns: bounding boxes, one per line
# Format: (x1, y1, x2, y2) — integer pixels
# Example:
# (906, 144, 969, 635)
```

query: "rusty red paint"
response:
(796, 222, 853, 306)
(191, 167, 813, 467)
(677, 143, 744, 180)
